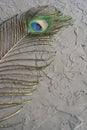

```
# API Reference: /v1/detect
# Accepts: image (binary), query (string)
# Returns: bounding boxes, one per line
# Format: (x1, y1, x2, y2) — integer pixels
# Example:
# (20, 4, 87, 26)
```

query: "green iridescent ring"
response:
(28, 16, 53, 34)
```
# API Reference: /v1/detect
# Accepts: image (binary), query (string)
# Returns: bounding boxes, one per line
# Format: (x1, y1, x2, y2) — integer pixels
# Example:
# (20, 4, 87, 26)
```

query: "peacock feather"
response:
(0, 5, 73, 128)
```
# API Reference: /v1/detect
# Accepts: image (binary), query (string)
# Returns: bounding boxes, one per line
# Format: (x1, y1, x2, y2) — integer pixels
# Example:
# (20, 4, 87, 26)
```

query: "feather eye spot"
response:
(29, 20, 48, 33)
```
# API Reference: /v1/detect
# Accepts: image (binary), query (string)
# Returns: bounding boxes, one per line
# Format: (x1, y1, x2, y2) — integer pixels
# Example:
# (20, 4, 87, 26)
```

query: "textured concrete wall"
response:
(0, 0, 87, 130)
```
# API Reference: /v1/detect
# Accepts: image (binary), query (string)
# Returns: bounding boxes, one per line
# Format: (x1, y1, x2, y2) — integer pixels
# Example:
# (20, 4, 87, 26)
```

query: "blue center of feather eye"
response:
(31, 22, 43, 31)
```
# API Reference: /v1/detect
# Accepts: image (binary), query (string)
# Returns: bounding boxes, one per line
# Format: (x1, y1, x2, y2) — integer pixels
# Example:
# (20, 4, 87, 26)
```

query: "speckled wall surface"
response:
(0, 0, 87, 130)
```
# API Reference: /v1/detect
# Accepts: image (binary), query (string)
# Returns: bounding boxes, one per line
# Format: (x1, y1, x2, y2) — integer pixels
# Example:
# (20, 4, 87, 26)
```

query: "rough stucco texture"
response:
(0, 0, 87, 130)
